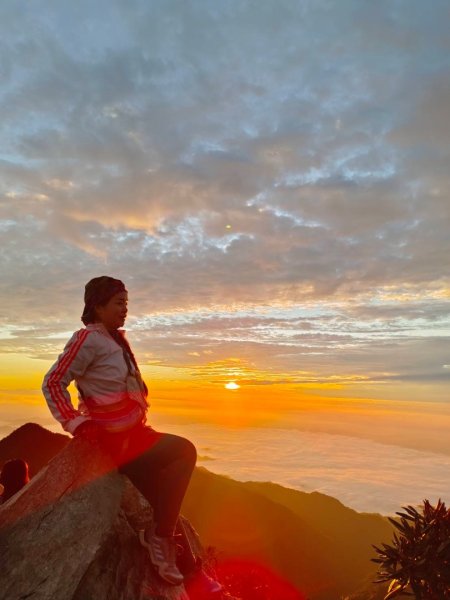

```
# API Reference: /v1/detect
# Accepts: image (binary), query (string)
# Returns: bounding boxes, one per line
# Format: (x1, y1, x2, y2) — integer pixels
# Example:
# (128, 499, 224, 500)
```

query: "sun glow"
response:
(225, 381, 240, 390)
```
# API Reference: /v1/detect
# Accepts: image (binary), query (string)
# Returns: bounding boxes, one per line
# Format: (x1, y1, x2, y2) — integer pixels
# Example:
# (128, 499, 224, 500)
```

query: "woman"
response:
(42, 276, 221, 596)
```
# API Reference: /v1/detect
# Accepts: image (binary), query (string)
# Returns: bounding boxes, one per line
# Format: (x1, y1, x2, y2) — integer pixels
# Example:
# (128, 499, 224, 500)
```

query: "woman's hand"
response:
(73, 420, 101, 443)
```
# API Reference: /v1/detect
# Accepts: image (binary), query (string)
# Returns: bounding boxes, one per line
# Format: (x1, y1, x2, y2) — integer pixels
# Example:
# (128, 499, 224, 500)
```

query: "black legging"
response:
(99, 425, 199, 574)
(102, 335, 197, 537)
(118, 432, 197, 537)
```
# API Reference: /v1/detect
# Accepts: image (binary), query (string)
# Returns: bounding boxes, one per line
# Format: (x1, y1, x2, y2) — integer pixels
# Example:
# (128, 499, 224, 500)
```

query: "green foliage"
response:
(372, 499, 450, 599)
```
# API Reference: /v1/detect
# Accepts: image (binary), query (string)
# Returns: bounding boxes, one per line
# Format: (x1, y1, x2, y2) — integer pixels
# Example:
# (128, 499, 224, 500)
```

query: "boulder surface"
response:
(0, 437, 197, 600)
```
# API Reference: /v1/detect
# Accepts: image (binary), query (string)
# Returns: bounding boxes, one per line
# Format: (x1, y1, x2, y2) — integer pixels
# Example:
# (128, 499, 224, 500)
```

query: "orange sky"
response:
(1, 351, 449, 457)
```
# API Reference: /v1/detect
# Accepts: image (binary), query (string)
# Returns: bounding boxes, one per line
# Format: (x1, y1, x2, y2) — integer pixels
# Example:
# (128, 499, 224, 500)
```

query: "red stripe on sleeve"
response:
(47, 329, 91, 420)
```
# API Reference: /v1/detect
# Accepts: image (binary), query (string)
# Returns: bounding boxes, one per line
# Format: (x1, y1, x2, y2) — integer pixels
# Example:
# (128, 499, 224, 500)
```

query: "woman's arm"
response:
(42, 329, 96, 435)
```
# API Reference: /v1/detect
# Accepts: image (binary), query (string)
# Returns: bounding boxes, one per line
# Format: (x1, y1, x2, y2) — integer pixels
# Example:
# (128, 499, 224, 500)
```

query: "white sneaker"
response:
(139, 526, 184, 586)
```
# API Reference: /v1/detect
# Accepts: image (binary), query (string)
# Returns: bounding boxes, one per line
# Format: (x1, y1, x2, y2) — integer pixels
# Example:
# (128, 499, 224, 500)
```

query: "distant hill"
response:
(0, 423, 392, 599)
(242, 480, 392, 585)
(0, 423, 69, 477)
(183, 468, 392, 600)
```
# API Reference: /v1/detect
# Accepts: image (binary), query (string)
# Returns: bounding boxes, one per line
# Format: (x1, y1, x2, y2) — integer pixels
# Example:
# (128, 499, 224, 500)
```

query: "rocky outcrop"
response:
(0, 437, 200, 600)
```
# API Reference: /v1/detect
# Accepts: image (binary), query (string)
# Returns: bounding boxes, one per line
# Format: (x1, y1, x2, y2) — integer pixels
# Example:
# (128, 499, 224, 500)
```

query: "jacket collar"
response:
(85, 323, 126, 337)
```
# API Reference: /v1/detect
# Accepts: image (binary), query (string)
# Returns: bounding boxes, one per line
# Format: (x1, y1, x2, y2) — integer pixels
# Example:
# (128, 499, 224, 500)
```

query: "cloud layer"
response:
(0, 1, 449, 395)
(162, 421, 450, 515)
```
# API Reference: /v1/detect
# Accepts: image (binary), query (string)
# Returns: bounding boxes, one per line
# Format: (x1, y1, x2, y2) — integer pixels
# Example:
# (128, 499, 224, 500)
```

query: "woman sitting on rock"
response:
(42, 276, 221, 597)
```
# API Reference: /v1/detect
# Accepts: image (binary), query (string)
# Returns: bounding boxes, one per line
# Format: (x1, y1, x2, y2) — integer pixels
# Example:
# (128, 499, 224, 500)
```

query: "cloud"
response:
(0, 0, 449, 395)
(168, 422, 450, 514)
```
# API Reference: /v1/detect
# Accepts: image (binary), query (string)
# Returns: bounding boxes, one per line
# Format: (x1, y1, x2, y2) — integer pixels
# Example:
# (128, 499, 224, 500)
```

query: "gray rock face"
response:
(0, 437, 193, 600)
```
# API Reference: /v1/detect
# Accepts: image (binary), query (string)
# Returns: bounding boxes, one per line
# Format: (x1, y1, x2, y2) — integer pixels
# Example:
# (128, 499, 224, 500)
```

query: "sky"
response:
(0, 1, 449, 463)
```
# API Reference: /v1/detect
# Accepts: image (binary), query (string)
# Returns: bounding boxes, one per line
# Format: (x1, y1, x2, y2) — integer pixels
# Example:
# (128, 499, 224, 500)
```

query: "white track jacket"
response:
(42, 323, 148, 435)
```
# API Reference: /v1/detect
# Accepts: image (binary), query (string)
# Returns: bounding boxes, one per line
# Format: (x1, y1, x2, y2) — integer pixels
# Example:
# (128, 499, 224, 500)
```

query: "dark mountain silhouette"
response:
(0, 423, 392, 599)
(242, 481, 392, 587)
(0, 422, 68, 477)
(183, 469, 392, 600)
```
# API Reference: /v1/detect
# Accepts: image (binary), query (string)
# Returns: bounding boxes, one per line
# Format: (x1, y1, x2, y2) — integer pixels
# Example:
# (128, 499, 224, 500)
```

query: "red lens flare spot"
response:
(214, 557, 306, 600)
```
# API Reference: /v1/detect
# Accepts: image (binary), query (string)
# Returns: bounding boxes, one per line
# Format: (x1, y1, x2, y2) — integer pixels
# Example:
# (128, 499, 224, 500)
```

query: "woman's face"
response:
(95, 291, 128, 330)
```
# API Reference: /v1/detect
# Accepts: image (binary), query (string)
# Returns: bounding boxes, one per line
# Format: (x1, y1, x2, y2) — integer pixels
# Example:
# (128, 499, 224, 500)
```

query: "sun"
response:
(225, 381, 240, 390)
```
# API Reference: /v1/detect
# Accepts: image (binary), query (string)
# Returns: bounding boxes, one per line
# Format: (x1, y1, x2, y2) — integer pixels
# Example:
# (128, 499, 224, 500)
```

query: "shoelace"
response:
(173, 532, 184, 556)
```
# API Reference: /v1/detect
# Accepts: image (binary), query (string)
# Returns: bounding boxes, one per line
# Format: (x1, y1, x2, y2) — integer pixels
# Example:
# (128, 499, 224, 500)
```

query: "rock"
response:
(0, 437, 194, 600)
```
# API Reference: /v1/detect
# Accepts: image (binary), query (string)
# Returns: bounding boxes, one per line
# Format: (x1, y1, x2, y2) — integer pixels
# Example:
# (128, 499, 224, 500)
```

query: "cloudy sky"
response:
(1, 1, 449, 453)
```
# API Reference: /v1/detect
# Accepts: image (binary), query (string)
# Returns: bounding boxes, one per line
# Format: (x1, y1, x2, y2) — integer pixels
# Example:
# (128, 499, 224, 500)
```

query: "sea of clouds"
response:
(163, 421, 450, 515)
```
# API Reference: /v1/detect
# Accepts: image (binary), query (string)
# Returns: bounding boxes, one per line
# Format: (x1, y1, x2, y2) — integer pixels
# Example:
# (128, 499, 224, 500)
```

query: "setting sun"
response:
(225, 381, 240, 390)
